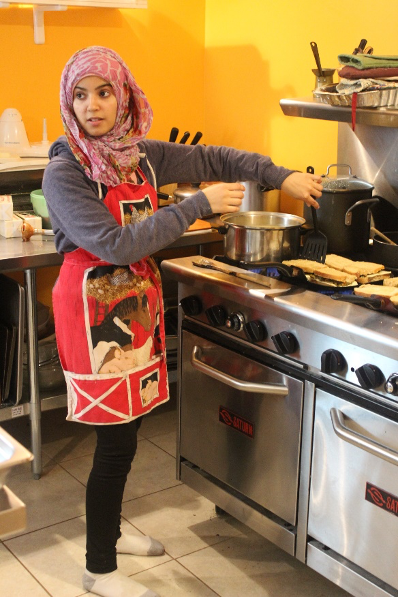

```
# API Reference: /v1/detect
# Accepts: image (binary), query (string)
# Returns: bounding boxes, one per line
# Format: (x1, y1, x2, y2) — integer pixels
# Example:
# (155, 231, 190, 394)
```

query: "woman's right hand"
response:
(202, 182, 245, 213)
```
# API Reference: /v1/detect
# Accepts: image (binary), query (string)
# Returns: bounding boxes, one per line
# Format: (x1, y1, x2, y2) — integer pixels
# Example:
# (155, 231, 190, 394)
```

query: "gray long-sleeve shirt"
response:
(42, 136, 294, 265)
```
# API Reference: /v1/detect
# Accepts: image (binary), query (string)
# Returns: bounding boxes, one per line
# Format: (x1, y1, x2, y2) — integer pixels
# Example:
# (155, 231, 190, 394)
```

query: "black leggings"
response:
(85, 417, 142, 574)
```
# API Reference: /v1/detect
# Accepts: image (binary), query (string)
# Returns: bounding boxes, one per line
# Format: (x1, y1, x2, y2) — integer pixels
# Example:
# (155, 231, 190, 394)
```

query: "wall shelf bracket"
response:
(33, 4, 67, 44)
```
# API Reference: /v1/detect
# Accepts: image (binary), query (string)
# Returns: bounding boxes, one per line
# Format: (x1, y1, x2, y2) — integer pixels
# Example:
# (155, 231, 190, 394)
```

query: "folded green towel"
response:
(338, 54, 398, 70)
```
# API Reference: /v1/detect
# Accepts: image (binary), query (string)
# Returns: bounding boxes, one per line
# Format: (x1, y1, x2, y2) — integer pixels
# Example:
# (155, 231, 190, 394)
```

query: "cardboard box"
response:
(0, 214, 23, 238)
(0, 195, 13, 221)
(14, 211, 42, 230)
(0, 485, 27, 539)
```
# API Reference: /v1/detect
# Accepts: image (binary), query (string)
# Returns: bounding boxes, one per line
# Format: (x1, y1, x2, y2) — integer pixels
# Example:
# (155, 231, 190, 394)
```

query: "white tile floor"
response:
(0, 387, 352, 597)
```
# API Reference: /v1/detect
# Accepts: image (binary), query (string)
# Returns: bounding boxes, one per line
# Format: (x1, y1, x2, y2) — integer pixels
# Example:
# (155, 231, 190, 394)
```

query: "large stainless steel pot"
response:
(219, 211, 305, 263)
(304, 164, 380, 254)
(239, 181, 275, 212)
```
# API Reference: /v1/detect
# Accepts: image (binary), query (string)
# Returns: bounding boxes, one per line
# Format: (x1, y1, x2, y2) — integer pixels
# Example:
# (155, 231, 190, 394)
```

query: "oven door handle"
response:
(330, 408, 398, 466)
(191, 346, 289, 395)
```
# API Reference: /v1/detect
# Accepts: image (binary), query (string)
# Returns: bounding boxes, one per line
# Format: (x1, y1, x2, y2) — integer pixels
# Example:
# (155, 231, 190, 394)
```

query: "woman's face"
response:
(73, 75, 118, 137)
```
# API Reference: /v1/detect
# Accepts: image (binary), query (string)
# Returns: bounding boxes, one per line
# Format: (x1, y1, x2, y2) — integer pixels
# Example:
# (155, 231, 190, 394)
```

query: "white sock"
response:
(82, 569, 159, 597)
(116, 533, 165, 556)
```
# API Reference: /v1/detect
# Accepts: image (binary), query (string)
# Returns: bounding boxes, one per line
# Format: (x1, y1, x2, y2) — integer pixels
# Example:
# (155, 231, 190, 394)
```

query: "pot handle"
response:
(344, 197, 380, 226)
(325, 163, 353, 177)
(209, 224, 228, 235)
(331, 292, 383, 310)
(300, 223, 313, 235)
(157, 191, 171, 200)
(267, 262, 308, 280)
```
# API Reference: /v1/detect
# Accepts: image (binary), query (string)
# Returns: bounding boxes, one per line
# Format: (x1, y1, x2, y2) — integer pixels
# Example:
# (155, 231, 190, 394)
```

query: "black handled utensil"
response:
(157, 191, 171, 201)
(310, 42, 323, 77)
(352, 39, 367, 55)
(169, 127, 179, 142)
(190, 131, 203, 145)
(301, 167, 327, 263)
(179, 131, 190, 144)
(331, 293, 397, 315)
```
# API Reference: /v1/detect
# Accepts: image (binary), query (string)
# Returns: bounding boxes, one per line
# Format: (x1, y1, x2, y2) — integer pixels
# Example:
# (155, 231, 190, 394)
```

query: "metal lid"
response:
(173, 183, 201, 202)
(321, 163, 374, 192)
(220, 211, 305, 230)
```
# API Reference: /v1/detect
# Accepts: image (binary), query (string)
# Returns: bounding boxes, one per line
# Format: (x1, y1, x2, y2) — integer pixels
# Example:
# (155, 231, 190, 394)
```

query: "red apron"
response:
(53, 168, 169, 424)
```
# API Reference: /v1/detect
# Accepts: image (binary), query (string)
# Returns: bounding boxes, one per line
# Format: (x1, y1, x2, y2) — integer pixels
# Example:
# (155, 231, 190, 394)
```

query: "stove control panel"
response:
(179, 292, 398, 402)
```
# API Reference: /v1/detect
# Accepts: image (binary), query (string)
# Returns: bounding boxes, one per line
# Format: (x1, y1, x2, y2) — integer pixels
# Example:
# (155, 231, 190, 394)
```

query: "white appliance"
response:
(0, 108, 30, 155)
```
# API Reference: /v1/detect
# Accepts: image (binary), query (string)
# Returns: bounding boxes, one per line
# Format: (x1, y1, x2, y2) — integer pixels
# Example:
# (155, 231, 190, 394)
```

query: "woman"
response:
(43, 46, 322, 597)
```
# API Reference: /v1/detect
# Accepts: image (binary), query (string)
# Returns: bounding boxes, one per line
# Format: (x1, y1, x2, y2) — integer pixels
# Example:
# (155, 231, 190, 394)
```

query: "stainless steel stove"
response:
(162, 255, 398, 597)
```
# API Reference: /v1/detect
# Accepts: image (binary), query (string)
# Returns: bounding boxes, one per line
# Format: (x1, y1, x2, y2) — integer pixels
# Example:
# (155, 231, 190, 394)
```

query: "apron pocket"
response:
(64, 356, 169, 424)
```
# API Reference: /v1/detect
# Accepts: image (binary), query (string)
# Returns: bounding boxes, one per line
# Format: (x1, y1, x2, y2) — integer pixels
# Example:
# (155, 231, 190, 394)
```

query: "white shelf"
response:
(0, 0, 147, 44)
(1, 0, 147, 7)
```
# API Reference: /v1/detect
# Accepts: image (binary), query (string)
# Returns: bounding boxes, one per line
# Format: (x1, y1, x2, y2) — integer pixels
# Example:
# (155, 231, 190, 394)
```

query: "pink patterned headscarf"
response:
(60, 46, 153, 187)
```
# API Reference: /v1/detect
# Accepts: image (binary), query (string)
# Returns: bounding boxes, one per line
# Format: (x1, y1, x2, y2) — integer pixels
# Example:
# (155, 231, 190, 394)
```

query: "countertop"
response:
(0, 224, 223, 272)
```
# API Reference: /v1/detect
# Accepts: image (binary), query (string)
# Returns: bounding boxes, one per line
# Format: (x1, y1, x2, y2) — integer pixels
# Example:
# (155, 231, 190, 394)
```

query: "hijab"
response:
(60, 46, 153, 187)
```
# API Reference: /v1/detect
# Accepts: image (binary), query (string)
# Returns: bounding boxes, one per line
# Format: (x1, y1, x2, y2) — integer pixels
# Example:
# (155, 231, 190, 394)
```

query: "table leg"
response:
(24, 268, 42, 480)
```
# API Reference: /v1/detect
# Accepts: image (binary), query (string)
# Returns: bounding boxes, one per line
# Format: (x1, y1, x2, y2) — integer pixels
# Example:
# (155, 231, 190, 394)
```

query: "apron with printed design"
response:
(53, 168, 169, 424)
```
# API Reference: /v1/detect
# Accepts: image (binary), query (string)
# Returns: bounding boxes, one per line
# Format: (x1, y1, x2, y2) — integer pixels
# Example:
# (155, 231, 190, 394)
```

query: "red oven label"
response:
(365, 482, 398, 516)
(219, 407, 254, 438)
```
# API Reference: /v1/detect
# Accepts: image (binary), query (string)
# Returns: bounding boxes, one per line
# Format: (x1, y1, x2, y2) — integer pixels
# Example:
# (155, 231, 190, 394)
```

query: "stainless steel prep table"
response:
(0, 227, 222, 478)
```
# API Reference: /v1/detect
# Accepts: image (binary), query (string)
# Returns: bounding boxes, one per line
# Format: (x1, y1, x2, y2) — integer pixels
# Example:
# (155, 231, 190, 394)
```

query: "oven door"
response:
(180, 330, 304, 525)
(308, 390, 398, 591)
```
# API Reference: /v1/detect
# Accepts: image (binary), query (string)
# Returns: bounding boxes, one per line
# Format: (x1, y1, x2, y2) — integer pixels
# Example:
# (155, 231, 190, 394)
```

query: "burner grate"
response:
(212, 255, 360, 298)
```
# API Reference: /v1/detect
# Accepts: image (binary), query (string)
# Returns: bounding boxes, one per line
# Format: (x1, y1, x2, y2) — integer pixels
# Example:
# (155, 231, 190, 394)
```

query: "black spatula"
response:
(301, 167, 327, 263)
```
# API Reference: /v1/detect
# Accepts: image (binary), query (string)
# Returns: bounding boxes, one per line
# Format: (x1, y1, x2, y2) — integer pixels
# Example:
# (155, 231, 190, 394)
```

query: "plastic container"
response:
(30, 189, 52, 229)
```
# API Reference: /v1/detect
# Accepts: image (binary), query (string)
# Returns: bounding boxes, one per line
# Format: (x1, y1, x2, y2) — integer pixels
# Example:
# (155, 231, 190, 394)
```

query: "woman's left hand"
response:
(281, 172, 323, 209)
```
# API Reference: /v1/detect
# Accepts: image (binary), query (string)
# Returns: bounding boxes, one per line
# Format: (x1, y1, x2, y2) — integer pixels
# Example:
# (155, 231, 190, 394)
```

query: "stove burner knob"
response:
(244, 320, 268, 343)
(226, 312, 245, 332)
(205, 305, 228, 327)
(180, 295, 203, 316)
(271, 331, 298, 354)
(355, 364, 384, 390)
(385, 374, 398, 396)
(321, 349, 346, 374)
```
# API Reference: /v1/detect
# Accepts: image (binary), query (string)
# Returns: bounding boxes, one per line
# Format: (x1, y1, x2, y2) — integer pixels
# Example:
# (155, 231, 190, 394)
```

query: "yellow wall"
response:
(204, 0, 398, 213)
(1, 1, 207, 307)
(1, 0, 397, 172)
(0, 1, 206, 143)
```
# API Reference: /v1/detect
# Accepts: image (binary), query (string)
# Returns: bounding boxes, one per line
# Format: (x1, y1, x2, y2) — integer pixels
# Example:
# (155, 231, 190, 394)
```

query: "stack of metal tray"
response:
(313, 86, 398, 108)
(0, 275, 25, 406)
